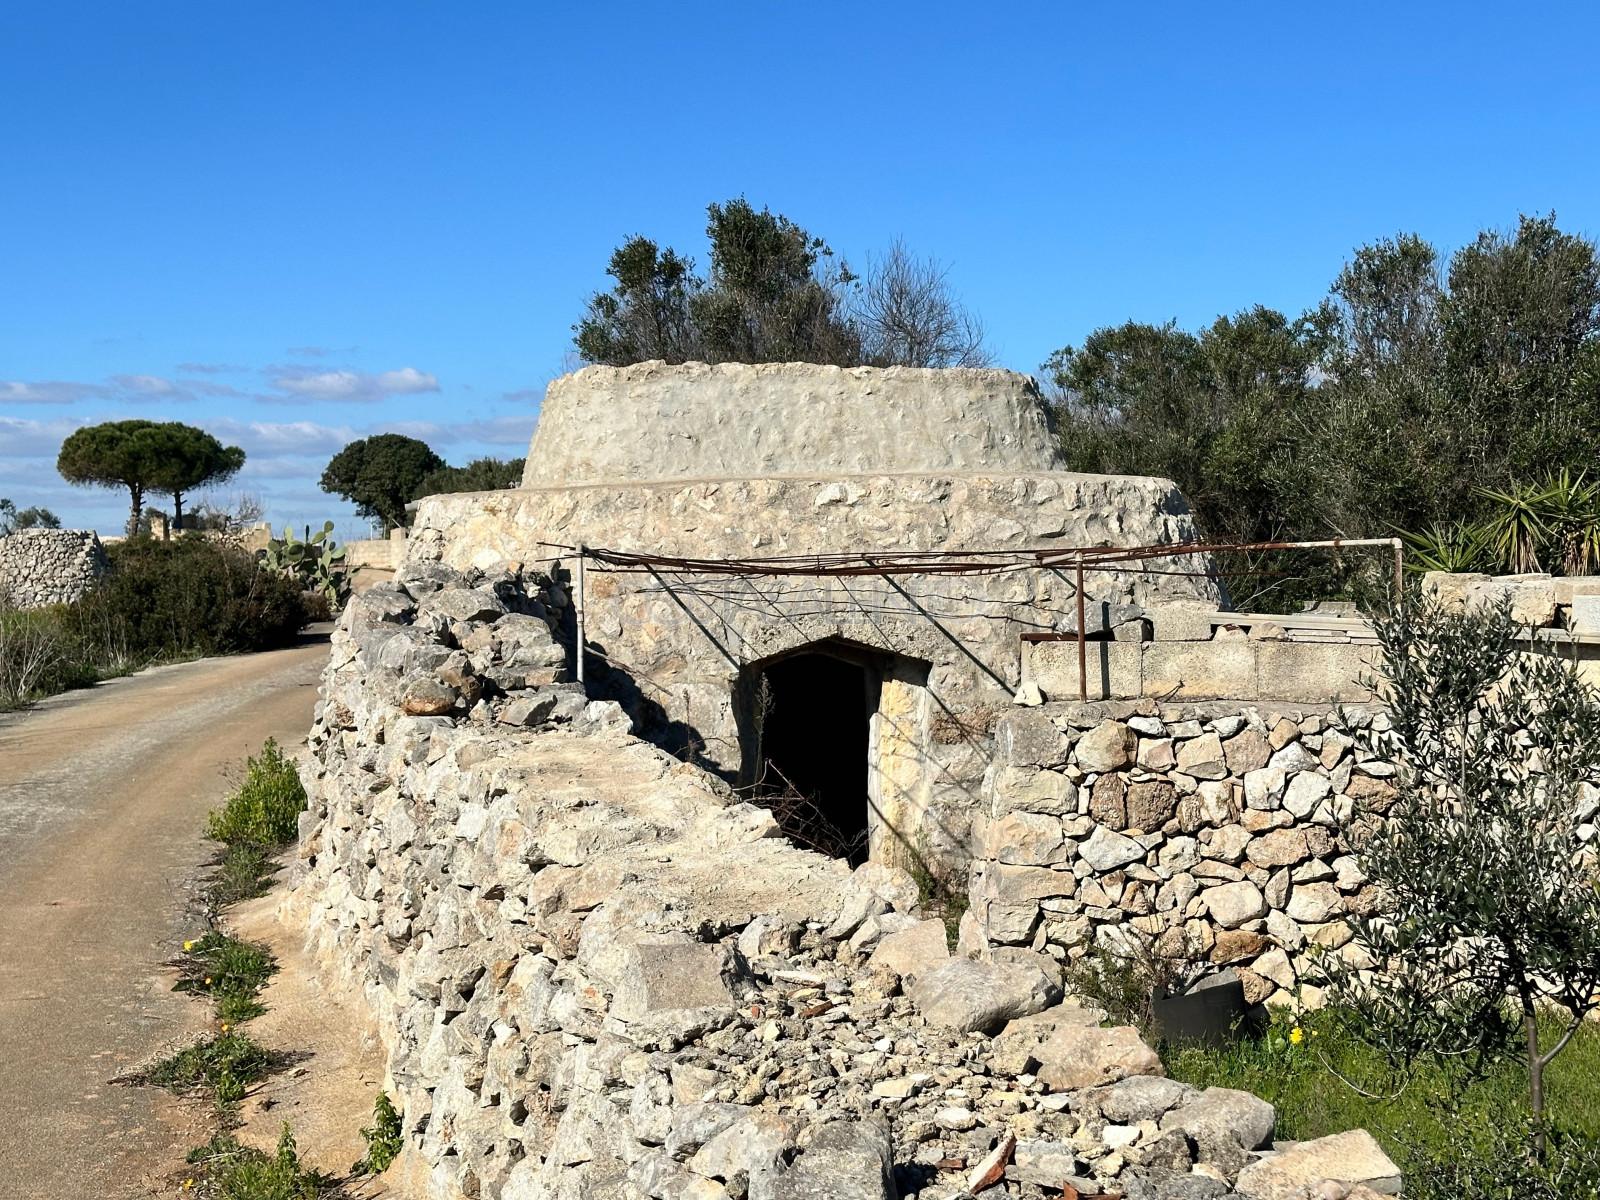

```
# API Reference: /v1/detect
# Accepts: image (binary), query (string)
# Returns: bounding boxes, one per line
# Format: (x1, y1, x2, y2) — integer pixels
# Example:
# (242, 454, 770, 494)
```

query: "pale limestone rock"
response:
(1204, 881, 1267, 928)
(1076, 720, 1135, 772)
(1034, 1023, 1165, 1090)
(1234, 1130, 1401, 1199)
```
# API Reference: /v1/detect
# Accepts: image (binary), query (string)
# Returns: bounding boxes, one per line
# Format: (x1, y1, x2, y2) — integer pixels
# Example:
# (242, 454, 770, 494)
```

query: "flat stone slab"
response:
(905, 957, 1062, 1034)
(1234, 1129, 1401, 1199)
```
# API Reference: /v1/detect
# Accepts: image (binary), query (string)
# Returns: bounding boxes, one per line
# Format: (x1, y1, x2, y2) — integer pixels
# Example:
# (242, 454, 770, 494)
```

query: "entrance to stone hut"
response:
(744, 648, 876, 866)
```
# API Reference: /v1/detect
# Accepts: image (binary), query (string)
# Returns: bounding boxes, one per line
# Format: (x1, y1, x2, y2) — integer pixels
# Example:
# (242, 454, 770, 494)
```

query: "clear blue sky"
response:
(3, 2, 1598, 538)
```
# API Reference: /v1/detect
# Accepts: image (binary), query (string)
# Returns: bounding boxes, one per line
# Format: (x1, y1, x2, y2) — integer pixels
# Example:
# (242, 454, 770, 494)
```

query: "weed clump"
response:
(186, 1124, 334, 1199)
(207, 738, 306, 846)
(354, 1090, 404, 1174)
(149, 1030, 272, 1102)
(176, 932, 277, 1024)
(208, 843, 276, 908)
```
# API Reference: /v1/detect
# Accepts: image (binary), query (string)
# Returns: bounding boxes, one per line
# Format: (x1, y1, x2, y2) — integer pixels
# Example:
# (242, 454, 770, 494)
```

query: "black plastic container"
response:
(1150, 978, 1266, 1047)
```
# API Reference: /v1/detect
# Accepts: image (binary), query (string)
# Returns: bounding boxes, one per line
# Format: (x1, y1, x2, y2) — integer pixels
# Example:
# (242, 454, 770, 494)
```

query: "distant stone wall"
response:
(967, 700, 1396, 1010)
(0, 529, 108, 607)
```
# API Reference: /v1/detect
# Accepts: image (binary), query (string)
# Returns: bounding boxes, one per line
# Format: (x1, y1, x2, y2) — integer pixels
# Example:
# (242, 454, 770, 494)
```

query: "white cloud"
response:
(0, 415, 89, 456)
(265, 365, 440, 404)
(0, 379, 111, 404)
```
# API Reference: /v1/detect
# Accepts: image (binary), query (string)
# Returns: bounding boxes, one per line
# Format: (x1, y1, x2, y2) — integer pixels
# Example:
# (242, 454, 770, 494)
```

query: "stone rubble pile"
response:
(289, 566, 1399, 1200)
(0, 528, 108, 607)
(968, 703, 1395, 1009)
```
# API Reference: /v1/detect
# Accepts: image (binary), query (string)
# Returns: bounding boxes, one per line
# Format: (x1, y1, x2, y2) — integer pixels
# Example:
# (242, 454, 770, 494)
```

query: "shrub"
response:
(0, 603, 97, 707)
(207, 738, 308, 846)
(76, 536, 307, 660)
(354, 1091, 404, 1174)
(208, 843, 276, 908)
(1405, 1119, 1600, 1200)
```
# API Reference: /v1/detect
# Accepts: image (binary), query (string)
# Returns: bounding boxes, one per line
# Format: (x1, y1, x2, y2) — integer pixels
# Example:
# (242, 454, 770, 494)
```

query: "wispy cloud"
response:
(264, 365, 441, 404)
(502, 387, 545, 402)
(175, 362, 245, 374)
(0, 380, 111, 404)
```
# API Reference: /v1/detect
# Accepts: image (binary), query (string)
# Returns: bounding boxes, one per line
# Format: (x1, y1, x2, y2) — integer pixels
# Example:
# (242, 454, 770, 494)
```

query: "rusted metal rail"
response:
(539, 536, 1404, 702)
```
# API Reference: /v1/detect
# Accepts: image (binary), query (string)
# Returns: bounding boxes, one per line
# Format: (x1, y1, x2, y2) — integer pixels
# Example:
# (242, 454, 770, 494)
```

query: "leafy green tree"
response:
(56, 419, 167, 537)
(691, 198, 860, 364)
(574, 237, 701, 365)
(143, 422, 246, 532)
(0, 499, 61, 535)
(574, 198, 866, 367)
(319, 434, 443, 530)
(413, 457, 526, 499)
(1330, 597, 1600, 1154)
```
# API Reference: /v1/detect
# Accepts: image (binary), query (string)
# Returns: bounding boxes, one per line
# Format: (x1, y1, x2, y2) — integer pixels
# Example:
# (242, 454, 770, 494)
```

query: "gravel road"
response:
(0, 634, 329, 1198)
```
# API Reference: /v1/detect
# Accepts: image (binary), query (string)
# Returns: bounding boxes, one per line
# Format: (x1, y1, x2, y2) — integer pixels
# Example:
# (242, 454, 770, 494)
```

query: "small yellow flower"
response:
(183, 940, 193, 951)
(204, 977, 212, 985)
(1289, 1027, 1304, 1045)
(220, 1023, 230, 1033)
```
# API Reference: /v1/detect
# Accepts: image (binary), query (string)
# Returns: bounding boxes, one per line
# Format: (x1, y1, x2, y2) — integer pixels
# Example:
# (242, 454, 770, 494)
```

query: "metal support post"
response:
(1076, 557, 1087, 702)
(574, 546, 587, 686)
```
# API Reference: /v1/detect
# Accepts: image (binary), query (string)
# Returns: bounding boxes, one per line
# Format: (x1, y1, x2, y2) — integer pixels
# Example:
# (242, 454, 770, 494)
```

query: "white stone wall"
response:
(0, 529, 108, 607)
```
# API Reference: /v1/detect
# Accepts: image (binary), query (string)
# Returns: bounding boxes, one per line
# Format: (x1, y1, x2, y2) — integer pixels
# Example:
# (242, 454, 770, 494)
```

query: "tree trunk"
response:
(126, 483, 143, 539)
(172, 490, 184, 533)
(1527, 1007, 1546, 1157)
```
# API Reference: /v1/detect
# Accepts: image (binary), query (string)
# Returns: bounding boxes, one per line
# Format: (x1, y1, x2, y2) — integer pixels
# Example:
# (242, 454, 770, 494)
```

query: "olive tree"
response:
(1330, 596, 1600, 1151)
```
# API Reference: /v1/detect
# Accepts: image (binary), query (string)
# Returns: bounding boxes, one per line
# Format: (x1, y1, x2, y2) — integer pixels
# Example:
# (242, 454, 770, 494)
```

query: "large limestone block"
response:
(1204, 881, 1268, 928)
(1143, 641, 1257, 700)
(1420, 571, 1490, 613)
(1234, 1129, 1401, 1198)
(1466, 575, 1557, 626)
(1028, 639, 1143, 702)
(1161, 1087, 1277, 1151)
(610, 937, 743, 1044)
(906, 957, 1062, 1034)
(996, 709, 1072, 768)
(1256, 643, 1376, 704)
(1033, 1023, 1164, 1090)
(867, 918, 950, 980)
(525, 362, 1064, 487)
(773, 1121, 895, 1200)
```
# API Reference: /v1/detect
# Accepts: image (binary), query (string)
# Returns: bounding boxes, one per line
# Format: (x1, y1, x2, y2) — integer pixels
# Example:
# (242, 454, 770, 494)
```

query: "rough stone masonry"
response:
(285, 560, 1400, 1200)
(0, 528, 108, 607)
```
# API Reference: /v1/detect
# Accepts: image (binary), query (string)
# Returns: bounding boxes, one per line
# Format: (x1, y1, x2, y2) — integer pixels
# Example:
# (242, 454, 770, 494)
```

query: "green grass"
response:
(186, 1125, 335, 1199)
(206, 738, 307, 846)
(1165, 1005, 1600, 1188)
(149, 1031, 273, 1105)
(175, 932, 277, 1024)
(208, 843, 278, 909)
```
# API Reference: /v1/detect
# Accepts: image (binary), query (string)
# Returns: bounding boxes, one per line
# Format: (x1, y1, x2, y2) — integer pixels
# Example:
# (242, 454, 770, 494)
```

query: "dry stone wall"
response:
(0, 529, 108, 607)
(968, 701, 1395, 1009)
(288, 566, 1400, 1200)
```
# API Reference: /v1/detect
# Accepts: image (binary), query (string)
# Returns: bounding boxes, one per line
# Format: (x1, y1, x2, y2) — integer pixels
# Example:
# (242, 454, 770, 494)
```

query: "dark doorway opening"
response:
(754, 652, 873, 865)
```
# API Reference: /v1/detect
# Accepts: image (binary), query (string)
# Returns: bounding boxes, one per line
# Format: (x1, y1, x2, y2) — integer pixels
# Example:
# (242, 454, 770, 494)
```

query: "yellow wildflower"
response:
(183, 940, 194, 952)
(204, 977, 212, 985)
(1289, 1027, 1304, 1045)
(220, 1023, 230, 1033)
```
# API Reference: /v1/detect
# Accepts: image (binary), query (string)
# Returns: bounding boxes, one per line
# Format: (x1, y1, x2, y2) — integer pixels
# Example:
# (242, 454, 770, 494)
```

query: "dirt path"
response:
(0, 636, 329, 1199)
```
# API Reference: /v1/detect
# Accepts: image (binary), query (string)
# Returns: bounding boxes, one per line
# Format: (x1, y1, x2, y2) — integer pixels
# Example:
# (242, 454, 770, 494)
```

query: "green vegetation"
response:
(0, 498, 60, 533)
(259, 522, 347, 607)
(1166, 1007, 1600, 1198)
(208, 843, 277, 908)
(353, 1091, 404, 1175)
(149, 1030, 273, 1103)
(186, 1125, 335, 1199)
(0, 538, 308, 710)
(318, 432, 443, 530)
(1046, 214, 1600, 607)
(57, 419, 245, 537)
(1328, 598, 1600, 1149)
(176, 932, 278, 1024)
(414, 455, 526, 499)
(207, 738, 308, 847)
(575, 197, 988, 369)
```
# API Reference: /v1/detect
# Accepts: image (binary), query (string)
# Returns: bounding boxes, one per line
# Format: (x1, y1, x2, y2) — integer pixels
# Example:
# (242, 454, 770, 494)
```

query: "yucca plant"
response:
(1478, 479, 1551, 574)
(1534, 469, 1600, 577)
(1400, 520, 1497, 574)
